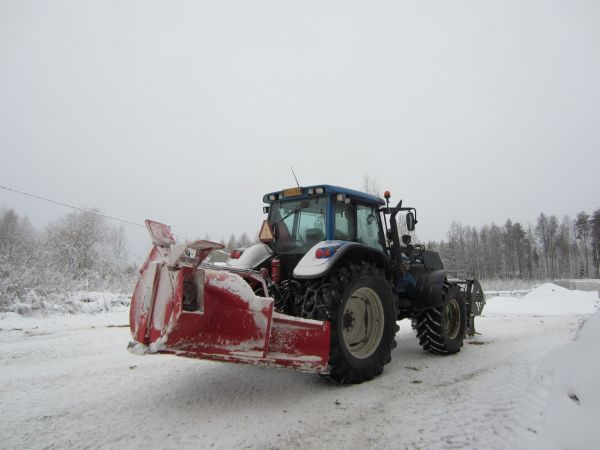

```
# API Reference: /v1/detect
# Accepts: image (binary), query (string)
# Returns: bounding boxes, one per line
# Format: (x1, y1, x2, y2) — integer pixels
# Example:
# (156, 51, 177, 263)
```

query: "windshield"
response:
(268, 196, 327, 253)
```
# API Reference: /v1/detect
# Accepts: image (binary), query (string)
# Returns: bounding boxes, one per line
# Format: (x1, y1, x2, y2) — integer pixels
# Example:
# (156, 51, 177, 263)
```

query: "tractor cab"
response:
(262, 185, 387, 254)
(260, 185, 388, 280)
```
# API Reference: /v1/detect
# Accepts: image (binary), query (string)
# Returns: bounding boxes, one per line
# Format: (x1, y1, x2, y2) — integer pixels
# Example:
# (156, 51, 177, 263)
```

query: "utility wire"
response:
(0, 183, 224, 243)
(0, 183, 146, 229)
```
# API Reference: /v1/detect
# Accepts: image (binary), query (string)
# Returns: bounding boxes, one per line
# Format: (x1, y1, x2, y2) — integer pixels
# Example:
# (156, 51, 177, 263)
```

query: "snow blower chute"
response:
(128, 220, 331, 373)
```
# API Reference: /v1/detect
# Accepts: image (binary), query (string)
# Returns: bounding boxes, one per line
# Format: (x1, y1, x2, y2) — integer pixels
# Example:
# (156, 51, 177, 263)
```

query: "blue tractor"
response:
(228, 185, 485, 384)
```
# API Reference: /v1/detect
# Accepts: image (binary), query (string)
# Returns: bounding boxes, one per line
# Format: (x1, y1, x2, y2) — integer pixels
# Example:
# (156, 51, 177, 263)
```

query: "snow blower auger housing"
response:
(129, 186, 485, 384)
(128, 220, 330, 372)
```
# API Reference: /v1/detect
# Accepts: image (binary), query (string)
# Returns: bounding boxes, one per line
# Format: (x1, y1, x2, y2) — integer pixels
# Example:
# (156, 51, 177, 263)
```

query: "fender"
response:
(414, 270, 447, 310)
(293, 241, 391, 280)
(227, 243, 273, 270)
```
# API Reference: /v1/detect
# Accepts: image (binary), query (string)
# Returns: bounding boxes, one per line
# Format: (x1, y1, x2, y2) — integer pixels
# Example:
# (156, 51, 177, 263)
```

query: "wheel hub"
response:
(341, 287, 385, 359)
(443, 297, 461, 340)
(342, 311, 355, 330)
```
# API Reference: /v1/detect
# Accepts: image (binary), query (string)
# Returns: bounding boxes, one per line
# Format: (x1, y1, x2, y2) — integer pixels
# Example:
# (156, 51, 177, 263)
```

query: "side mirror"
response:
(406, 211, 416, 231)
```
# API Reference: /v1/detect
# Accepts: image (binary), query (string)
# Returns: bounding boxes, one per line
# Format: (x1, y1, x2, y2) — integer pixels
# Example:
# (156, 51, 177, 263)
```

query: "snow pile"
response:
(529, 282, 572, 296)
(481, 277, 545, 292)
(485, 283, 599, 316)
(0, 309, 128, 331)
(2, 290, 131, 315)
(532, 310, 600, 449)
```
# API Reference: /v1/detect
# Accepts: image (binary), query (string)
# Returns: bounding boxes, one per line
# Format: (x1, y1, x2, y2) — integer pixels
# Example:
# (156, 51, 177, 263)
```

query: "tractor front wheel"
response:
(324, 263, 398, 384)
(416, 283, 466, 354)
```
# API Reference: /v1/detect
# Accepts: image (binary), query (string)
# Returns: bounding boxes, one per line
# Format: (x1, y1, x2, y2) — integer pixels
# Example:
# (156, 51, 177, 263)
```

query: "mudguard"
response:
(293, 241, 390, 279)
(414, 270, 447, 310)
(227, 243, 273, 270)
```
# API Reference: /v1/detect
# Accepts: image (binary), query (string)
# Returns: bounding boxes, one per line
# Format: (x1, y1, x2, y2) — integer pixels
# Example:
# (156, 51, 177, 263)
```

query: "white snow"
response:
(1, 283, 599, 449)
(0, 309, 128, 331)
(530, 311, 600, 449)
(485, 282, 598, 316)
(2, 290, 131, 315)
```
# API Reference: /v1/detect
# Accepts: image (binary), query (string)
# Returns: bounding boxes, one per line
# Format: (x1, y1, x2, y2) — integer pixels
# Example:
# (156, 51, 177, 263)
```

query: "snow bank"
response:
(71, 291, 131, 313)
(0, 309, 128, 331)
(532, 310, 600, 449)
(1, 290, 131, 315)
(484, 283, 599, 316)
(482, 283, 600, 447)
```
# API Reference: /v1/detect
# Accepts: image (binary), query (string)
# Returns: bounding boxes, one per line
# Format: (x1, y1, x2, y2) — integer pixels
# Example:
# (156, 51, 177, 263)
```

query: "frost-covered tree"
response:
(0, 209, 39, 305)
(225, 234, 237, 252)
(382, 208, 600, 284)
(0, 206, 158, 312)
(557, 216, 575, 279)
(43, 210, 129, 291)
(237, 232, 252, 248)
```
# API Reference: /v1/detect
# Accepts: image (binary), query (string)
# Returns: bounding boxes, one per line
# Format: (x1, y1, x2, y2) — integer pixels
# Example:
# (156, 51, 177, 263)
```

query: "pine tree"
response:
(575, 212, 591, 277)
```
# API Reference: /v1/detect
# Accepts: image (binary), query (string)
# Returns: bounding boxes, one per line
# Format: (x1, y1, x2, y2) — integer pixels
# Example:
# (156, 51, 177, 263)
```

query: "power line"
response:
(0, 183, 145, 229)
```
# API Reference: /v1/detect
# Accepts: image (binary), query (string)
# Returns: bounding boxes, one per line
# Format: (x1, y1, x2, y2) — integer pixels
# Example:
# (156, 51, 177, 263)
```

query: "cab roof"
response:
(263, 184, 385, 206)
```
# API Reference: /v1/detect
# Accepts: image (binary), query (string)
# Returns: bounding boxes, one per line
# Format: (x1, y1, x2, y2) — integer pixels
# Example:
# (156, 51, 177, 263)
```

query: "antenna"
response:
(290, 166, 301, 188)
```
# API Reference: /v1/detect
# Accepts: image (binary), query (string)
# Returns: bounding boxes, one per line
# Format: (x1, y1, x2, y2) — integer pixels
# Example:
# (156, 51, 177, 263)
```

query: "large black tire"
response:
(416, 283, 466, 354)
(323, 262, 398, 384)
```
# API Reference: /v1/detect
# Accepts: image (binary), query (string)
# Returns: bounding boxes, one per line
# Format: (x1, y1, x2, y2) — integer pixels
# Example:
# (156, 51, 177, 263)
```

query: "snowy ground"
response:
(1, 284, 598, 449)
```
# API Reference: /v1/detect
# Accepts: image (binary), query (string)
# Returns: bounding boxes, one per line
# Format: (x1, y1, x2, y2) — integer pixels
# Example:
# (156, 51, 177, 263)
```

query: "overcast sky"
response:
(1, 0, 599, 261)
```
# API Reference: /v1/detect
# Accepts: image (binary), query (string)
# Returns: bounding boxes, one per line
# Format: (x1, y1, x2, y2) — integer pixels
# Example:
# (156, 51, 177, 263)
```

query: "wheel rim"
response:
(442, 297, 461, 340)
(341, 287, 385, 359)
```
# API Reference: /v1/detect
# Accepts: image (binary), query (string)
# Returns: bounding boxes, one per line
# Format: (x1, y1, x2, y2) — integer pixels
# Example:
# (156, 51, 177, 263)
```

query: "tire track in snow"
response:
(396, 364, 522, 449)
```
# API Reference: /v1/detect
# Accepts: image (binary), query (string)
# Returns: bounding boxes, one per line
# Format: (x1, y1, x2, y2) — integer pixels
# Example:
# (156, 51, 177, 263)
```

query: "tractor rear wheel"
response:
(323, 262, 398, 384)
(416, 283, 466, 354)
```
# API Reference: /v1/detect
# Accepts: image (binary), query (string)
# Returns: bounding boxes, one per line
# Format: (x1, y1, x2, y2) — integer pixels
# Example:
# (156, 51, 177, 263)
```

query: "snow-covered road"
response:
(1, 285, 598, 449)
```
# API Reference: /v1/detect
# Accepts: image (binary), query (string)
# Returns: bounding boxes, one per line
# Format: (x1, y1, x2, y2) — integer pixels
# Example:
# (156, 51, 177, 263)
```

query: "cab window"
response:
(356, 204, 383, 250)
(268, 196, 327, 253)
(334, 202, 355, 241)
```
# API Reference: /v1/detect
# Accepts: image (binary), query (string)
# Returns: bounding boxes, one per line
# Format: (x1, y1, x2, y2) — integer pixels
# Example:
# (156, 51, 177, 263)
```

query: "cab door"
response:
(355, 204, 386, 253)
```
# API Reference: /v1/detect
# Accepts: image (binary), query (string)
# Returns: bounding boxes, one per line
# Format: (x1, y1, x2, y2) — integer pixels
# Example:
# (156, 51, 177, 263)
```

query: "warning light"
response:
(282, 187, 303, 197)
